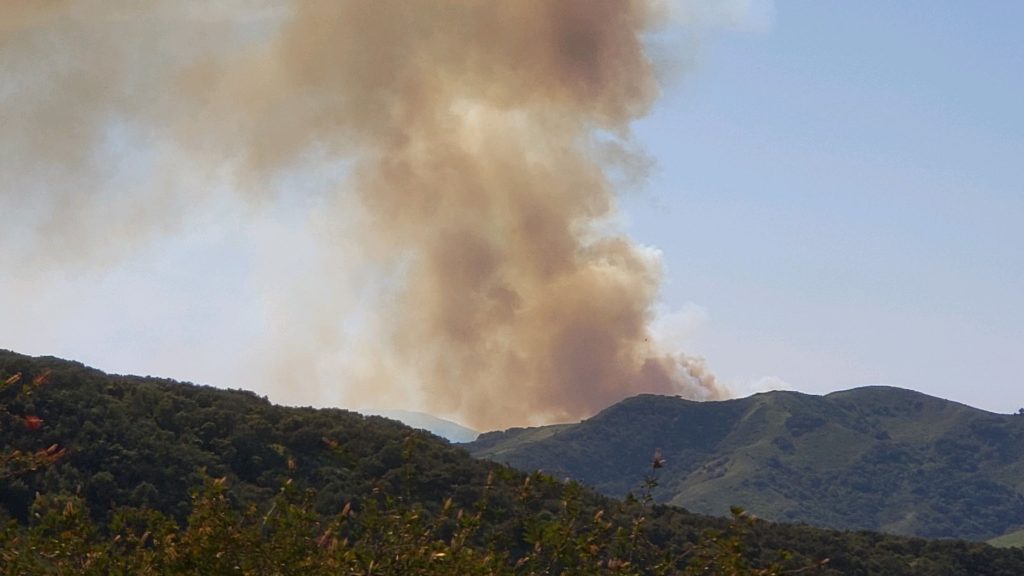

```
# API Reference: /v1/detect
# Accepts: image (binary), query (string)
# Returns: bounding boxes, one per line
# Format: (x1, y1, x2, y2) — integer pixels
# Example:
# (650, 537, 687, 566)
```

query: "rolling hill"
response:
(5, 348, 1024, 574)
(468, 389, 1024, 541)
(990, 528, 1024, 548)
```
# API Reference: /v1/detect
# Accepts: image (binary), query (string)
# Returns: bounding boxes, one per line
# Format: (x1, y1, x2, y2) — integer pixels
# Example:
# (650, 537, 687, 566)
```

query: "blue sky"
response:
(628, 0, 1024, 412)
(1, 1, 1021, 420)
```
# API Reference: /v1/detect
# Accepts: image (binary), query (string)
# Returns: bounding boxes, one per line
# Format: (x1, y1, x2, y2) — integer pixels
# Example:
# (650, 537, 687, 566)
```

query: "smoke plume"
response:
(1, 0, 723, 429)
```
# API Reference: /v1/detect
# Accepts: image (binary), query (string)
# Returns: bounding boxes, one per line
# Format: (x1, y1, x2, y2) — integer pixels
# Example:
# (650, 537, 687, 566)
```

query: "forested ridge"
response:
(3, 349, 1024, 575)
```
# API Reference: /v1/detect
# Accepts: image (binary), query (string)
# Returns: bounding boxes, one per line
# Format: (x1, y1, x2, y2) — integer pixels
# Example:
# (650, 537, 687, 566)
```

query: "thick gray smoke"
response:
(1, 0, 724, 429)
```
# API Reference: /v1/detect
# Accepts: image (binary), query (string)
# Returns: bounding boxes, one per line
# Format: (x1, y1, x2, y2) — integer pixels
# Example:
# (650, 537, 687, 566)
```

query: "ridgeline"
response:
(469, 389, 1024, 541)
(3, 349, 1024, 574)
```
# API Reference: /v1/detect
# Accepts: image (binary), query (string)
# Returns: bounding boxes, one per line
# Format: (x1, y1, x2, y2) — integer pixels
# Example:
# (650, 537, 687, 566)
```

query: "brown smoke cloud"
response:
(2, 0, 724, 429)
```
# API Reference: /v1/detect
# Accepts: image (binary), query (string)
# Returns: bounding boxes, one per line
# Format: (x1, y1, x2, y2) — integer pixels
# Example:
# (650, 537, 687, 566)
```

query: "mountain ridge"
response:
(468, 387, 1024, 541)
(357, 408, 480, 442)
(7, 348, 1024, 574)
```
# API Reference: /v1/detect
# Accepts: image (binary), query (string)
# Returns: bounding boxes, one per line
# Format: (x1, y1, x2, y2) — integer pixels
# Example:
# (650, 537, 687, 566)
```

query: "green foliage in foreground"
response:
(4, 349, 1024, 575)
(1, 472, 804, 575)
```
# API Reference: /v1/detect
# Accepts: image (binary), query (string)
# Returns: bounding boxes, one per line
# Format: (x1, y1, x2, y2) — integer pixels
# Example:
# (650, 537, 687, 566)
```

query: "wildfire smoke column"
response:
(1, 0, 724, 429)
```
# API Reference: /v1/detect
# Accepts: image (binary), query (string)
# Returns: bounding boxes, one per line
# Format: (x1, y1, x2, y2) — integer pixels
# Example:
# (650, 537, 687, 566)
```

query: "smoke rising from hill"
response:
(1, 1, 723, 428)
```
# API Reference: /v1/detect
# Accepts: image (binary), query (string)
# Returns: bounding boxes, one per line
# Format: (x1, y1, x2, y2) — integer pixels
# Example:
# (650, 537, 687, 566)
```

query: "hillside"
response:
(990, 528, 1024, 549)
(5, 349, 1024, 574)
(469, 389, 1024, 541)
(0, 350, 495, 526)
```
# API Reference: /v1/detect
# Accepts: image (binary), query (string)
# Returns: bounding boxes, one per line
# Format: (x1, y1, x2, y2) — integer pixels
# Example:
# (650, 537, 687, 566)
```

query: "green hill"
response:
(990, 528, 1024, 548)
(469, 389, 1024, 541)
(5, 349, 1024, 574)
(0, 349, 496, 526)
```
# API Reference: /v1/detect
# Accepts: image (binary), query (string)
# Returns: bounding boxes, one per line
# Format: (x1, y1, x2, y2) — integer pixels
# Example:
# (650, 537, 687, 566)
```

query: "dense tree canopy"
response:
(3, 349, 1024, 575)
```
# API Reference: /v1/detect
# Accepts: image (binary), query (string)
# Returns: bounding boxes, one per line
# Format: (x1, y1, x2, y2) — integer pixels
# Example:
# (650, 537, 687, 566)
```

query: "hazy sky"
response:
(2, 1, 1021, 423)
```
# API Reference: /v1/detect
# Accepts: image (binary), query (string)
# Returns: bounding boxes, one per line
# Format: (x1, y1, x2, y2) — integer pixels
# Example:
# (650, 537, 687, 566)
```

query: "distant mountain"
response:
(468, 388, 1024, 541)
(358, 409, 479, 442)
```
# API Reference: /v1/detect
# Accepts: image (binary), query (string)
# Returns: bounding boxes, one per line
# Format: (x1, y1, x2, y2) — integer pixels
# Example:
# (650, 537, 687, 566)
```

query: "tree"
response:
(0, 371, 65, 481)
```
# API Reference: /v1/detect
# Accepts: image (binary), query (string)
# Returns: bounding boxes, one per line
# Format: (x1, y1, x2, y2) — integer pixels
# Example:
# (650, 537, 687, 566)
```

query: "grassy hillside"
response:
(990, 528, 1024, 548)
(5, 349, 1024, 574)
(469, 389, 1024, 540)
